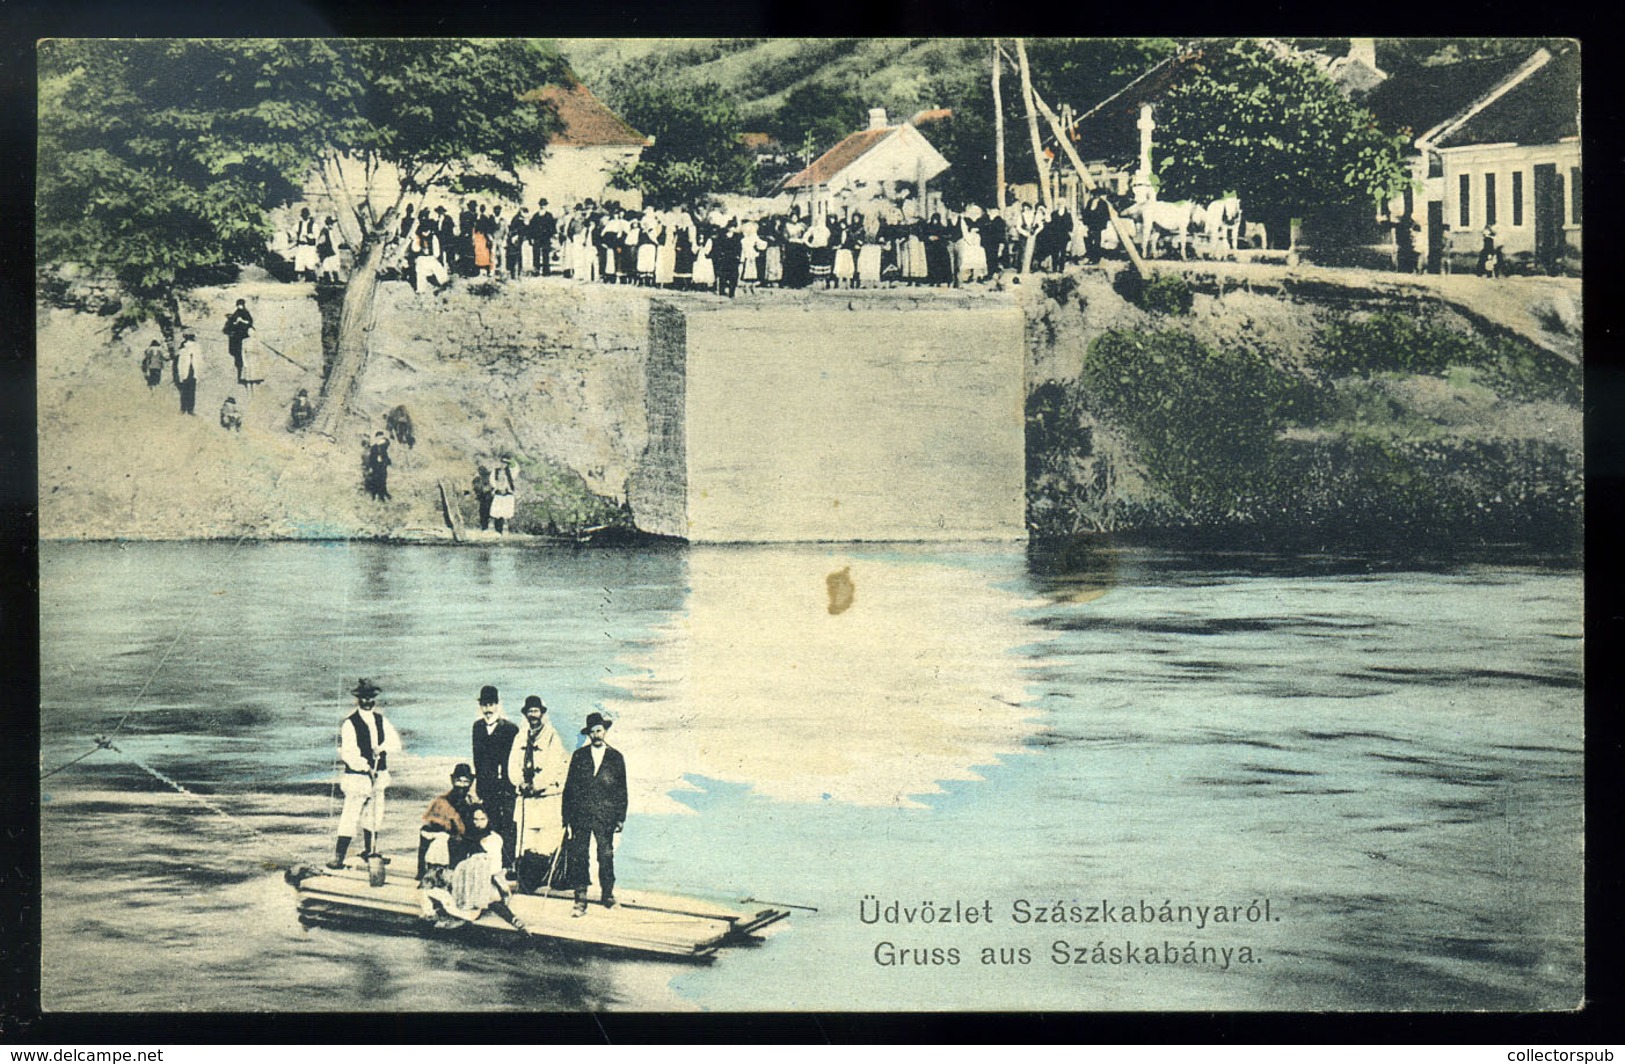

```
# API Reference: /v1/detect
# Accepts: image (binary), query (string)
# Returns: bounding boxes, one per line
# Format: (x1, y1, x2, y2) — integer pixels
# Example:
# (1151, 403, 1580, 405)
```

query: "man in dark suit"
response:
(531, 199, 556, 276)
(438, 206, 459, 275)
(561, 711, 627, 915)
(471, 684, 520, 869)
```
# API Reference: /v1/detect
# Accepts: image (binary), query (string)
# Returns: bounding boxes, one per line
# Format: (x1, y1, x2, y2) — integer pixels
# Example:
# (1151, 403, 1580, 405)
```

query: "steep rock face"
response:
(38, 279, 655, 541)
(1021, 267, 1583, 547)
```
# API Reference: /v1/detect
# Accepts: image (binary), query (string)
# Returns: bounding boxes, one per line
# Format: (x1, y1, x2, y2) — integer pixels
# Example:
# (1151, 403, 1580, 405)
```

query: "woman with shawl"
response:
(422, 806, 526, 931)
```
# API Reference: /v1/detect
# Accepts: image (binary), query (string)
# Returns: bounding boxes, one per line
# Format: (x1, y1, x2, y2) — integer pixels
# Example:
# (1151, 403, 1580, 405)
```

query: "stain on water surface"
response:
(38, 541, 1582, 1011)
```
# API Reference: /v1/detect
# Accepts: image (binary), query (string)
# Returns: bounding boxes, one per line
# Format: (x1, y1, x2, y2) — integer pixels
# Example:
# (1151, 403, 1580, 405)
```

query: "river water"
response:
(38, 540, 1582, 1012)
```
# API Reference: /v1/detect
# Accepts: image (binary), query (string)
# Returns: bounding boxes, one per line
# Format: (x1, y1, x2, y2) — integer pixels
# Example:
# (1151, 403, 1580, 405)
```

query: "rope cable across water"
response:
(41, 534, 254, 780)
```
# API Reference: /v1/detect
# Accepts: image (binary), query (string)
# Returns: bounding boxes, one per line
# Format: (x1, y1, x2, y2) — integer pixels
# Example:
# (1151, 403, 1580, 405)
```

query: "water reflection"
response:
(604, 546, 1051, 812)
(38, 541, 1582, 1012)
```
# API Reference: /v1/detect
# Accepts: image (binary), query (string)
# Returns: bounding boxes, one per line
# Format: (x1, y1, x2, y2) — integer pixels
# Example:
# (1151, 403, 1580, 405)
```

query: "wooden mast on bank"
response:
(1003, 39, 1151, 280)
(1015, 39, 1053, 213)
(991, 38, 1008, 211)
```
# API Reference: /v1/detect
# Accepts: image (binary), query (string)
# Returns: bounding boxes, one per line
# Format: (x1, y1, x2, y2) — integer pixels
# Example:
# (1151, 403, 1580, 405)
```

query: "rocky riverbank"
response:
(1023, 266, 1582, 550)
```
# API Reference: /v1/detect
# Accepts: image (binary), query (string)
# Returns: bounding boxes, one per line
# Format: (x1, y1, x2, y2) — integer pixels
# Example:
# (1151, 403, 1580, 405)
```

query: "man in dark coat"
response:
(982, 209, 1008, 273)
(471, 684, 520, 869)
(439, 205, 460, 275)
(222, 299, 254, 384)
(531, 199, 557, 276)
(561, 711, 628, 915)
(362, 431, 391, 501)
(171, 330, 200, 415)
(1083, 192, 1113, 263)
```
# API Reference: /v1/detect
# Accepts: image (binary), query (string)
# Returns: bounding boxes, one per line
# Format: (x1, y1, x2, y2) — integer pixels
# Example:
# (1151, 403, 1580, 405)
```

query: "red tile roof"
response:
(783, 127, 893, 188)
(525, 82, 649, 148)
(911, 107, 953, 126)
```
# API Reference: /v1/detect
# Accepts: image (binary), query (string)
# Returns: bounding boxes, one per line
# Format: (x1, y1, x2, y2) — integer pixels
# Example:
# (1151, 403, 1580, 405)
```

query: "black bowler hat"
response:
(479, 685, 500, 705)
(522, 696, 547, 714)
(351, 678, 381, 700)
(580, 711, 612, 734)
(451, 763, 474, 781)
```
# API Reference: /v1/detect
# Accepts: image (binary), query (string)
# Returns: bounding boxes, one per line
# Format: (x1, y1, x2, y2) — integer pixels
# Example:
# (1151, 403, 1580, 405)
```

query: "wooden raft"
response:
(286, 864, 789, 962)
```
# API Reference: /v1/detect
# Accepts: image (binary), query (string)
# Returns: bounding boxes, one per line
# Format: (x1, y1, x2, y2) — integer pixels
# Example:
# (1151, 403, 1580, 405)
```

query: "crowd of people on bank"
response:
(360, 189, 1135, 297)
(333, 678, 628, 928)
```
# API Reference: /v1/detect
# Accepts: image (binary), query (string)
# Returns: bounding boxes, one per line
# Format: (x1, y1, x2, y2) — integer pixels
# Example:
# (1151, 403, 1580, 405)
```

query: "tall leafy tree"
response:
(612, 81, 755, 208)
(1151, 40, 1411, 246)
(288, 39, 570, 434)
(37, 40, 325, 346)
(38, 39, 572, 435)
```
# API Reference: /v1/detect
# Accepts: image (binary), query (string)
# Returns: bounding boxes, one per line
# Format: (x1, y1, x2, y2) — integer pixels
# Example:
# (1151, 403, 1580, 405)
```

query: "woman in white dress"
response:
(959, 214, 987, 283)
(655, 217, 677, 287)
(739, 221, 763, 293)
(422, 807, 526, 930)
(692, 232, 716, 289)
(489, 457, 517, 535)
(832, 225, 856, 288)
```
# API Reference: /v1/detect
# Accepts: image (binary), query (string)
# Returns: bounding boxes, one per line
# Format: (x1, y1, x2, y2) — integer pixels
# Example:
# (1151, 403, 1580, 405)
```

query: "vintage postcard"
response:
(32, 37, 1582, 1014)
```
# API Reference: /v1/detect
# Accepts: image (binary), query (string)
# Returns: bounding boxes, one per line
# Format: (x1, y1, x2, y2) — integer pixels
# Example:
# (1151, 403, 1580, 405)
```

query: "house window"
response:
(1459, 174, 1471, 228)
(1571, 166, 1582, 223)
(1512, 171, 1524, 226)
(1484, 173, 1497, 228)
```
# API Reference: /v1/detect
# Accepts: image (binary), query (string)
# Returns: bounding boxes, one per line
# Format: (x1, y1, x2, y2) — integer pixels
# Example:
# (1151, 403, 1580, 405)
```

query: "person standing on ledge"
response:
(141, 339, 167, 392)
(489, 456, 517, 535)
(562, 711, 628, 916)
(170, 330, 200, 416)
(471, 685, 520, 871)
(472, 463, 494, 532)
(331, 678, 400, 870)
(223, 299, 254, 384)
(362, 431, 392, 501)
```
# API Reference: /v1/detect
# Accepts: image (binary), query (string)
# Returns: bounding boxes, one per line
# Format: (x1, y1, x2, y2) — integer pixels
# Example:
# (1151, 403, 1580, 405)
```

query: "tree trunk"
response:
(310, 235, 389, 438)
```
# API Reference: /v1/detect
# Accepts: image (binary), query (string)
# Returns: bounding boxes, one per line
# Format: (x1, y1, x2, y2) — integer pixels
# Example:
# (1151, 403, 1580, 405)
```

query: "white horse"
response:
(1122, 199, 1204, 260)
(1204, 195, 1243, 252)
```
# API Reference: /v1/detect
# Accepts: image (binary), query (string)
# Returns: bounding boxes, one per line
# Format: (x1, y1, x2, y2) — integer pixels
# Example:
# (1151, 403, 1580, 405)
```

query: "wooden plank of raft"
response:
(315, 866, 768, 925)
(296, 876, 734, 957)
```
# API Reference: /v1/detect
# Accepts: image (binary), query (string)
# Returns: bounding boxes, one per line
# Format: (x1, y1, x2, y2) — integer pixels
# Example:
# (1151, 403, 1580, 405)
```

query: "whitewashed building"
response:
(782, 108, 951, 220)
(1369, 43, 1580, 273)
(514, 81, 651, 209)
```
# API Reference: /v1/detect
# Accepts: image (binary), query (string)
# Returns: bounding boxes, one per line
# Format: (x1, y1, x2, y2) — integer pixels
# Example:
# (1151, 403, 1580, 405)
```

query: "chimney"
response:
(1348, 38, 1379, 72)
(868, 107, 889, 131)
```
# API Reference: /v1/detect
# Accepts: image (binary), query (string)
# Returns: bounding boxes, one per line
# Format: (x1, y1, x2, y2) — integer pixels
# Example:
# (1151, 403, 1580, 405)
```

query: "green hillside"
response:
(555, 37, 1556, 206)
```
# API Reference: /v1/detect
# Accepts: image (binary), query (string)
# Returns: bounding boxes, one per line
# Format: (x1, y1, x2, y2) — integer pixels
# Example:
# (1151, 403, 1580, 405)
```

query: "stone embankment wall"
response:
(676, 299, 1027, 542)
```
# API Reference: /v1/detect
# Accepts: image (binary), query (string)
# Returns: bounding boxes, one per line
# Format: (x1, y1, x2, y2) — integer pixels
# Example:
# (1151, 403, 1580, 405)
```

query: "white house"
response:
(782, 108, 950, 220)
(514, 81, 651, 209)
(1369, 43, 1580, 273)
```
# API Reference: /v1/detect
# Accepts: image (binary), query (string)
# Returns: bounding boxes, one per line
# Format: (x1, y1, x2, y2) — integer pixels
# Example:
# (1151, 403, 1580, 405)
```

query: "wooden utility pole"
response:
(1027, 81, 1150, 280)
(1015, 39, 1053, 210)
(991, 38, 1008, 210)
